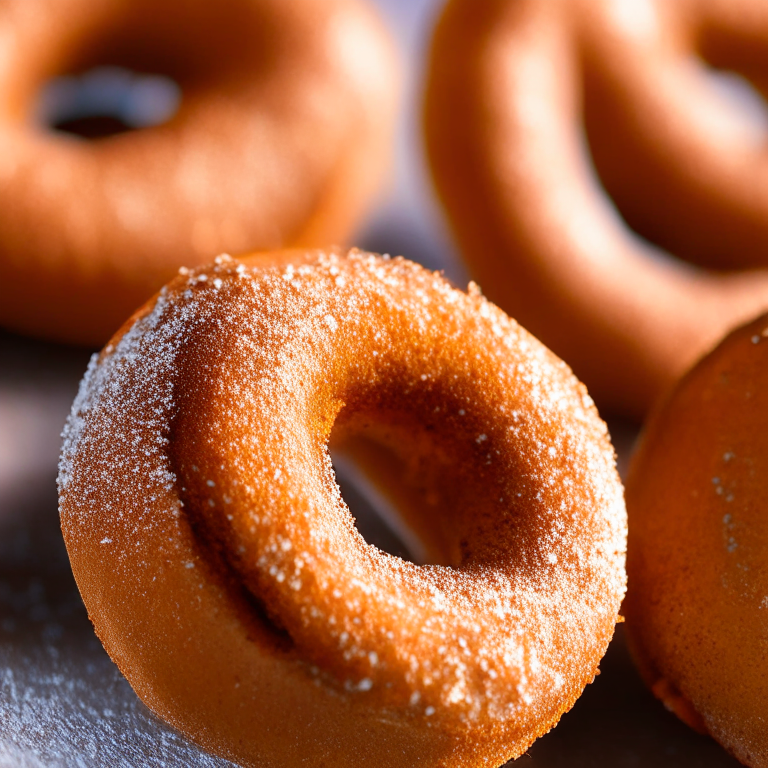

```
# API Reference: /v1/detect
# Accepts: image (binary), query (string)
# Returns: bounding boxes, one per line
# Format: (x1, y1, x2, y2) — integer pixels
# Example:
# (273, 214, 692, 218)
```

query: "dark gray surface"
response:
(0, 332, 234, 767)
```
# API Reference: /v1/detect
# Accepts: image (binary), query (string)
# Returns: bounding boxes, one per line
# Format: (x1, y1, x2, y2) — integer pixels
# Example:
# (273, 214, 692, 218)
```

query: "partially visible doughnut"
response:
(625, 312, 768, 767)
(0, 0, 396, 345)
(58, 249, 626, 767)
(425, 0, 768, 418)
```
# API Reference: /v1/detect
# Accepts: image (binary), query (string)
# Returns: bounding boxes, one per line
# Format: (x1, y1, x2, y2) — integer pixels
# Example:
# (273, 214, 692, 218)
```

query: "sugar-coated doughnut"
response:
(0, 0, 396, 345)
(425, 0, 768, 418)
(625, 312, 768, 767)
(58, 249, 626, 767)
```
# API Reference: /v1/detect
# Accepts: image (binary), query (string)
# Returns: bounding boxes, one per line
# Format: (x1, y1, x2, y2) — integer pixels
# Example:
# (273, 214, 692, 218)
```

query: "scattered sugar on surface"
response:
(58, 249, 626, 737)
(711, 451, 743, 554)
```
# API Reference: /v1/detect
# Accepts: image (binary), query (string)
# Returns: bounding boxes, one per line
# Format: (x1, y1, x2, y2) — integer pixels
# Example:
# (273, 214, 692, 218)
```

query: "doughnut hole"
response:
(36, 67, 181, 139)
(330, 448, 423, 566)
(584, 61, 768, 269)
(9, 0, 279, 129)
(326, 391, 531, 570)
(581, 1, 768, 271)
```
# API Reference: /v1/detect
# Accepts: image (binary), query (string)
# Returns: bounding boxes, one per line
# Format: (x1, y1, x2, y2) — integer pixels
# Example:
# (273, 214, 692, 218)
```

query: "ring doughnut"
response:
(624, 312, 768, 767)
(425, 0, 768, 418)
(0, 0, 396, 345)
(58, 249, 627, 767)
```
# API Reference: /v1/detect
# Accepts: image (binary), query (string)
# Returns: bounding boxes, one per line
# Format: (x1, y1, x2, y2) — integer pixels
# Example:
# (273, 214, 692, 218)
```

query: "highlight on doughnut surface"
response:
(625, 312, 768, 768)
(425, 0, 768, 418)
(0, 0, 397, 346)
(58, 248, 627, 767)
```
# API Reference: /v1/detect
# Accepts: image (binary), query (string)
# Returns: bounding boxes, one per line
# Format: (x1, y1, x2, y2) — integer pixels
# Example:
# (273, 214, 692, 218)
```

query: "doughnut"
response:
(58, 248, 627, 767)
(624, 312, 768, 767)
(425, 0, 768, 419)
(0, 0, 396, 346)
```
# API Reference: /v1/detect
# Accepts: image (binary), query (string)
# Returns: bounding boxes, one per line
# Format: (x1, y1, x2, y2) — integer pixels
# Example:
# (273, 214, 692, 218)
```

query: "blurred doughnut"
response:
(625, 312, 768, 767)
(59, 248, 627, 766)
(425, 0, 768, 418)
(0, 0, 397, 344)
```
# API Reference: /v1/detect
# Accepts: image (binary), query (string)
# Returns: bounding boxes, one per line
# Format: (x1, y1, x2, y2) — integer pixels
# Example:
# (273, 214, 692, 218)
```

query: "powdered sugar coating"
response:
(59, 249, 626, 767)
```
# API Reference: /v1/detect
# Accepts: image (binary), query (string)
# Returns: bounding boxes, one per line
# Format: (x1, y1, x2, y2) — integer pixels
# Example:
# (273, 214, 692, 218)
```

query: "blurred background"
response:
(0, 0, 753, 764)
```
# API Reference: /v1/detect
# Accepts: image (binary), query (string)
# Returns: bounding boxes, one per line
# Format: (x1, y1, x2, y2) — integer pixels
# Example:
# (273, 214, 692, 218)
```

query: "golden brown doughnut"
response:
(624, 312, 768, 767)
(0, 0, 396, 346)
(425, 0, 768, 419)
(58, 248, 626, 767)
